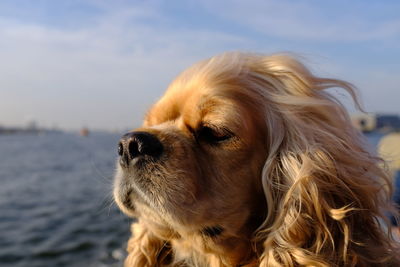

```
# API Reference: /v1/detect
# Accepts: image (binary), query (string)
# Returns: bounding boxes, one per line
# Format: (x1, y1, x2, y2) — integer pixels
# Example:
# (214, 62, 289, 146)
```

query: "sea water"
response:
(0, 132, 131, 267)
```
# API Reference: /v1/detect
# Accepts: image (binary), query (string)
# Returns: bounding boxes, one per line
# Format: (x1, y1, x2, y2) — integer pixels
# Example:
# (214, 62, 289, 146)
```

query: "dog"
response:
(113, 52, 399, 266)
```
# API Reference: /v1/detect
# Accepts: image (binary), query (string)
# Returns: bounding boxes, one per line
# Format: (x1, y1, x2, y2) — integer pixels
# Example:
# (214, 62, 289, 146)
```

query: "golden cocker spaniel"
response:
(114, 52, 399, 266)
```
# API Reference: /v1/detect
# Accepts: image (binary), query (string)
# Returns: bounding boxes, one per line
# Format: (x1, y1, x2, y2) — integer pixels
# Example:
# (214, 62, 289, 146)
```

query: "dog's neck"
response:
(136, 207, 266, 266)
(166, 225, 262, 266)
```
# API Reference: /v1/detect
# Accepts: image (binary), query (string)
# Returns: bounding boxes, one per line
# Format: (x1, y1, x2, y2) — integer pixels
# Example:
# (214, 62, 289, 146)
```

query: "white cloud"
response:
(199, 0, 400, 42)
(0, 5, 250, 130)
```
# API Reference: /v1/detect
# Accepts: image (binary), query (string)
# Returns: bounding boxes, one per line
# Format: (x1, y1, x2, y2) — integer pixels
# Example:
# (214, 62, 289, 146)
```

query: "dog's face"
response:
(114, 57, 269, 240)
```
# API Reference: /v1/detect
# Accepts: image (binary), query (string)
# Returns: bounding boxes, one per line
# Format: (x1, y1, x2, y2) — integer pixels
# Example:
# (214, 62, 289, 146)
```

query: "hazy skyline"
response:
(0, 0, 399, 130)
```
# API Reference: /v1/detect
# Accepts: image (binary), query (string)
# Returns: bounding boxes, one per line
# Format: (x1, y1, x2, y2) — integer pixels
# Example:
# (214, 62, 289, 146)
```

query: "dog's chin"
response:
(113, 163, 201, 224)
(113, 168, 137, 217)
(114, 166, 156, 216)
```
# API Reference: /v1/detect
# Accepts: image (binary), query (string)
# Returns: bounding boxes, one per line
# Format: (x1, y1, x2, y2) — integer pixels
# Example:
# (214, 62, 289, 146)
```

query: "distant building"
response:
(26, 120, 38, 130)
(351, 113, 400, 133)
(376, 114, 400, 131)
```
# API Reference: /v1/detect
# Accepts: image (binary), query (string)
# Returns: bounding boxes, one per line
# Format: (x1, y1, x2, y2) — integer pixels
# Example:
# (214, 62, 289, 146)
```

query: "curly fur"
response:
(114, 52, 400, 266)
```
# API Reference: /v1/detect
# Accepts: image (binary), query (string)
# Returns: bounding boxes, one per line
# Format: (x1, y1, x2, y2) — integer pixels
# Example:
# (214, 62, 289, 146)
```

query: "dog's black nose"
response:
(118, 131, 163, 167)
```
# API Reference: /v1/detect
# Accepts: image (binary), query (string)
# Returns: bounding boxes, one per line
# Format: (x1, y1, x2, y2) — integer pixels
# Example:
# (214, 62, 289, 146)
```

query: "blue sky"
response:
(0, 0, 399, 130)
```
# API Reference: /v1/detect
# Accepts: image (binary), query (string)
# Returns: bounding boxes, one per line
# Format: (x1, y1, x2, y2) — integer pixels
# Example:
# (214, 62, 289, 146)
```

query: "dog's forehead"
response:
(145, 84, 247, 131)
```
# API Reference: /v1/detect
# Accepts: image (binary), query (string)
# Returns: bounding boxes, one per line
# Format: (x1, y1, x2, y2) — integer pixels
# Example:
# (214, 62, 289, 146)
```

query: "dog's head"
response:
(114, 53, 270, 238)
(114, 52, 398, 266)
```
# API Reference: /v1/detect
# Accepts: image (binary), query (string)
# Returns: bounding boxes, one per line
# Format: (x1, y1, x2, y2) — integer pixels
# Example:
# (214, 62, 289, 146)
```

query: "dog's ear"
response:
(245, 54, 399, 266)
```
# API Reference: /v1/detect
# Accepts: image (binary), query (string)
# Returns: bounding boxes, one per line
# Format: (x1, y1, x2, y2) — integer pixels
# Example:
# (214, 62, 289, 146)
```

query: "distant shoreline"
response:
(0, 127, 62, 135)
(0, 127, 124, 136)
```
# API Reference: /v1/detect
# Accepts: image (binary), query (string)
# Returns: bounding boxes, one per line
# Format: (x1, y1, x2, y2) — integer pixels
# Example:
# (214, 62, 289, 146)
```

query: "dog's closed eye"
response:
(197, 125, 233, 144)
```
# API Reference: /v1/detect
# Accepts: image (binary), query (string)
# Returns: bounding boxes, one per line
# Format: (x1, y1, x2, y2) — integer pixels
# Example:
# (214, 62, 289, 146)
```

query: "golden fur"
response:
(114, 52, 400, 266)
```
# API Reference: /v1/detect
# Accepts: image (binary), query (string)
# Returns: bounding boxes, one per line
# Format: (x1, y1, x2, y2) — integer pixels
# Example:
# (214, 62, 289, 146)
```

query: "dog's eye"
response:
(197, 126, 232, 144)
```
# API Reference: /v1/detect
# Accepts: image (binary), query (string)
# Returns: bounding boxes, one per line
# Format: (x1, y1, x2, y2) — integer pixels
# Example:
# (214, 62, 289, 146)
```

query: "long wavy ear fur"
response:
(125, 222, 172, 267)
(241, 54, 400, 266)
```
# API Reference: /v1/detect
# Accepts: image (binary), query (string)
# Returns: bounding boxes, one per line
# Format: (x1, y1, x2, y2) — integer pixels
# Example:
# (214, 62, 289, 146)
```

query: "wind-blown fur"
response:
(114, 52, 399, 267)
